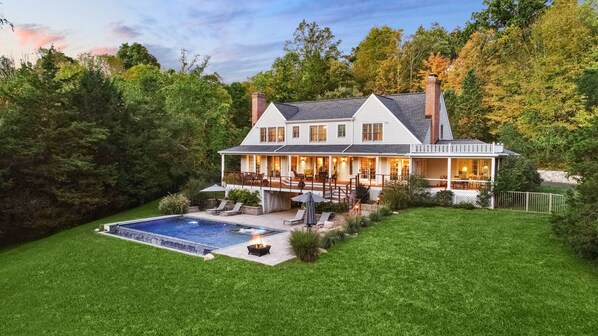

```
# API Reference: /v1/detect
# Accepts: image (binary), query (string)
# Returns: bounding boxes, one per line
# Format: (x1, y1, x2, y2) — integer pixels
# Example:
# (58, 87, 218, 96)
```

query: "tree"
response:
(352, 26, 402, 94)
(226, 82, 251, 129)
(116, 43, 160, 70)
(493, 157, 542, 192)
(418, 52, 451, 87)
(451, 69, 491, 140)
(250, 20, 355, 102)
(552, 116, 598, 259)
(471, 0, 549, 31)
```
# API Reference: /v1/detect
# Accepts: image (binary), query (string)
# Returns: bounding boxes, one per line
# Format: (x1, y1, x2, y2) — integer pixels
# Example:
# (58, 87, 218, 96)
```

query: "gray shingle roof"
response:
(284, 96, 368, 121)
(275, 145, 350, 153)
(272, 103, 298, 119)
(343, 144, 411, 154)
(272, 93, 431, 142)
(437, 139, 486, 145)
(219, 145, 282, 154)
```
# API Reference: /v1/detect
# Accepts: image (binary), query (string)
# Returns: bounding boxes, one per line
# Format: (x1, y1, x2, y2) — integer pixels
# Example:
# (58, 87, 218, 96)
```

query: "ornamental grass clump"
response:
(378, 206, 391, 217)
(289, 229, 321, 262)
(158, 194, 190, 214)
(344, 216, 361, 234)
(320, 229, 347, 249)
(368, 210, 382, 223)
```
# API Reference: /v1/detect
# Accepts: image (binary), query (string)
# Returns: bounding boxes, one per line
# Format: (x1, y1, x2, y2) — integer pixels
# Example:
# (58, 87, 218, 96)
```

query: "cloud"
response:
(14, 24, 67, 49)
(88, 46, 118, 55)
(109, 22, 140, 39)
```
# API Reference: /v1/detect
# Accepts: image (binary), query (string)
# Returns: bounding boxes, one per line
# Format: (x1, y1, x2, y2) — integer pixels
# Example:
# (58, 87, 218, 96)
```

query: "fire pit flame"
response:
(247, 233, 271, 257)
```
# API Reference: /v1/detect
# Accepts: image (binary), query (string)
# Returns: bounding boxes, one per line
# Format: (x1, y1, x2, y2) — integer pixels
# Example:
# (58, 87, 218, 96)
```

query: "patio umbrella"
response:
(200, 184, 226, 192)
(291, 192, 326, 227)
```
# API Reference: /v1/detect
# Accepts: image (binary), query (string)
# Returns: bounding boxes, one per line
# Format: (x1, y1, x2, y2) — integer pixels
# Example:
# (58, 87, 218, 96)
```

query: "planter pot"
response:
(241, 205, 263, 215)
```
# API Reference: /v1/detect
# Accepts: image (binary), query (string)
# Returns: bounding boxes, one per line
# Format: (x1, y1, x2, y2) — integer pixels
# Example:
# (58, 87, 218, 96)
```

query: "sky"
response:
(0, 0, 483, 82)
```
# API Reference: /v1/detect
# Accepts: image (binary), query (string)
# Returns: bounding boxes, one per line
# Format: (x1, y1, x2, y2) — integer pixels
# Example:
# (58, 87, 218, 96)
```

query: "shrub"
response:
(159, 194, 190, 214)
(320, 229, 347, 249)
(368, 210, 382, 222)
(359, 216, 372, 227)
(355, 184, 370, 203)
(476, 186, 492, 208)
(380, 181, 410, 210)
(378, 206, 391, 217)
(344, 215, 361, 234)
(434, 190, 454, 206)
(494, 157, 542, 192)
(181, 178, 212, 208)
(226, 189, 260, 206)
(316, 201, 348, 214)
(408, 175, 433, 206)
(453, 201, 476, 210)
(289, 229, 321, 262)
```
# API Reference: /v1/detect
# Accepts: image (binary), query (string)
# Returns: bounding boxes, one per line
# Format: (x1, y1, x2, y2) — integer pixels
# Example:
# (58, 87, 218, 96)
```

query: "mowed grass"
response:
(1, 205, 597, 335)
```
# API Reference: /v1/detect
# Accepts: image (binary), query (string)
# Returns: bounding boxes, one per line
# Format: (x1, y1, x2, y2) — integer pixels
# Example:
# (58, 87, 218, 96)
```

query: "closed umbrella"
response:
(292, 192, 326, 227)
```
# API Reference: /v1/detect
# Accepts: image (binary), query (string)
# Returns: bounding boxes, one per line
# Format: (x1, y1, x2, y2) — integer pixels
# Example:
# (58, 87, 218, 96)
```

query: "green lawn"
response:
(1, 205, 597, 335)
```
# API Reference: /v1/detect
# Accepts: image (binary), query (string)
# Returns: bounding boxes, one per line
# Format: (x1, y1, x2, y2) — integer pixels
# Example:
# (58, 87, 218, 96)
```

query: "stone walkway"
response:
(187, 210, 303, 266)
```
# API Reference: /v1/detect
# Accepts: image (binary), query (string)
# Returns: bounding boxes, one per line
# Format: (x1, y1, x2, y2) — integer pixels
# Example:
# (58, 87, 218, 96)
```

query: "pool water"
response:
(119, 217, 275, 249)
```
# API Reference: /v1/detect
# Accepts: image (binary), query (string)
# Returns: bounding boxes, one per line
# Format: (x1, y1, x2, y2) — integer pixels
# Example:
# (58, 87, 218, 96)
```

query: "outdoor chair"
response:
(207, 200, 228, 215)
(220, 203, 243, 216)
(317, 220, 336, 233)
(283, 209, 305, 225)
(316, 212, 332, 226)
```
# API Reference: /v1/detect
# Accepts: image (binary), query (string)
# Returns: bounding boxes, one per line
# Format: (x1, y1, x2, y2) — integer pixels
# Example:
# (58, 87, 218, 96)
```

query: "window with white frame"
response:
(362, 123, 383, 141)
(277, 127, 285, 142)
(267, 127, 276, 142)
(292, 126, 299, 138)
(309, 125, 327, 142)
(337, 124, 346, 138)
(260, 128, 267, 142)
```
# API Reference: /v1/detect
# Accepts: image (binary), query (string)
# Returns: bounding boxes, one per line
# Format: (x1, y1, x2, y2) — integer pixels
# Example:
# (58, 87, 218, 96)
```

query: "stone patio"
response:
(187, 209, 307, 266)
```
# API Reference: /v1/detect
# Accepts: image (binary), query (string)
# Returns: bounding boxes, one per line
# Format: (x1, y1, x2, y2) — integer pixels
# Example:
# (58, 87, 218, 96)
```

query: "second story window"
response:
(260, 128, 267, 142)
(363, 123, 383, 141)
(292, 126, 299, 138)
(309, 125, 327, 142)
(338, 124, 346, 138)
(268, 127, 276, 142)
(277, 127, 285, 142)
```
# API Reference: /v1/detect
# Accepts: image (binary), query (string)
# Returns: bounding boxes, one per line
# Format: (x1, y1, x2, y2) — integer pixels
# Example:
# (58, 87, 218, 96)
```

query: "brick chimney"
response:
(425, 74, 441, 144)
(252, 92, 267, 126)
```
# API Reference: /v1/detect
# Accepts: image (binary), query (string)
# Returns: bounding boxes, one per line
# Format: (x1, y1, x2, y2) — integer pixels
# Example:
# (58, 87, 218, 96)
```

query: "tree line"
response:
(0, 46, 248, 243)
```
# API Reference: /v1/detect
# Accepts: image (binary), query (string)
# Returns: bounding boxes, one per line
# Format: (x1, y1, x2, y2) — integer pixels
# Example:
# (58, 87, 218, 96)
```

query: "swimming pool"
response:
(107, 216, 280, 255)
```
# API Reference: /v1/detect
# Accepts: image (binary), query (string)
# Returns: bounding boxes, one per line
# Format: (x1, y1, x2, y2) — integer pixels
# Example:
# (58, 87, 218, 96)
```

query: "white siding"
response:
(439, 94, 453, 141)
(241, 104, 287, 145)
(353, 95, 421, 144)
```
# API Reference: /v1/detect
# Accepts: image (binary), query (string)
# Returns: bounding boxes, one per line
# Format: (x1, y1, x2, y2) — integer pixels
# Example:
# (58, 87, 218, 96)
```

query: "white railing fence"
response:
(494, 191, 566, 214)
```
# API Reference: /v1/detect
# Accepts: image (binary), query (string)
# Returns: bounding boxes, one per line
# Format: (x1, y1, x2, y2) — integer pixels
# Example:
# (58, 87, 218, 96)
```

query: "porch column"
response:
(288, 155, 292, 176)
(447, 157, 452, 190)
(328, 155, 333, 178)
(253, 155, 257, 173)
(490, 157, 496, 183)
(375, 156, 380, 185)
(221, 154, 225, 182)
(408, 158, 413, 176)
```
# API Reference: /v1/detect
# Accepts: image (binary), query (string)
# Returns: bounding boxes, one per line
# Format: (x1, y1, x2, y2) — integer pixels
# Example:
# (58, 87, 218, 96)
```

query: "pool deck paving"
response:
(186, 210, 303, 266)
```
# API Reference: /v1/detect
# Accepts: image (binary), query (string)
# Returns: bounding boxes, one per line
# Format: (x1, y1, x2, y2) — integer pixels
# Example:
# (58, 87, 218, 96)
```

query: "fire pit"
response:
(247, 233, 271, 257)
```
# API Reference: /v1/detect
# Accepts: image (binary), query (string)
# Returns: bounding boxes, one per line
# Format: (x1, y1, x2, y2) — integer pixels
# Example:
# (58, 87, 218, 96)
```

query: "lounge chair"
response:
(316, 212, 332, 226)
(220, 203, 243, 216)
(283, 209, 305, 226)
(207, 200, 228, 215)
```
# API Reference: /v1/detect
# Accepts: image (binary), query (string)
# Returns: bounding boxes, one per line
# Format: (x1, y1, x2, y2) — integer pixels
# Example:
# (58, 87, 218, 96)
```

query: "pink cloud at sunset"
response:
(88, 46, 117, 55)
(14, 24, 67, 49)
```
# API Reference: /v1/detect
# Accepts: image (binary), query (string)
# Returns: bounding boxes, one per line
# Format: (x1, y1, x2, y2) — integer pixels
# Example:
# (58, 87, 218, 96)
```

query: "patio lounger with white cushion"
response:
(283, 209, 305, 226)
(207, 200, 228, 215)
(220, 203, 243, 216)
(317, 221, 336, 233)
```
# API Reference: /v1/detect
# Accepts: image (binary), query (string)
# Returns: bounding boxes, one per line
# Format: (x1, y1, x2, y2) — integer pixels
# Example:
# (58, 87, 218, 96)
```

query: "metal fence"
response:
(494, 191, 566, 214)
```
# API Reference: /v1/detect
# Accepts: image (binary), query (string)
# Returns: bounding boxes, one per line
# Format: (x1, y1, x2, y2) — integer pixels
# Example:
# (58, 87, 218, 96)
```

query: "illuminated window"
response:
(277, 127, 285, 142)
(268, 127, 276, 142)
(260, 128, 267, 142)
(362, 123, 383, 141)
(309, 125, 327, 142)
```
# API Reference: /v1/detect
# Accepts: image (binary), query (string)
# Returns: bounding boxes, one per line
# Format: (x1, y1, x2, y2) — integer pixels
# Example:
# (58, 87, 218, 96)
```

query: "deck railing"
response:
(410, 143, 504, 154)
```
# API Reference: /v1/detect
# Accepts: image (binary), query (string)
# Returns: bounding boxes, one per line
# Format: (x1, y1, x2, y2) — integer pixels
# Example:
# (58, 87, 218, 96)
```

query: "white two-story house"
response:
(219, 75, 515, 213)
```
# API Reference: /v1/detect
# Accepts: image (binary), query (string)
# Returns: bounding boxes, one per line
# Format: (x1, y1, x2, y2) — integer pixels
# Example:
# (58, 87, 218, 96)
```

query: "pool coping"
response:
(98, 214, 292, 265)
